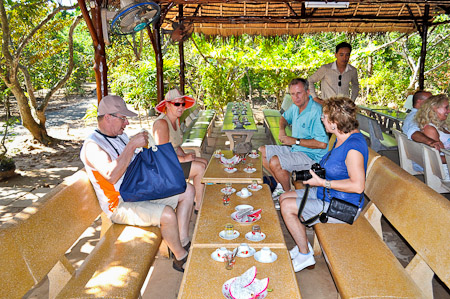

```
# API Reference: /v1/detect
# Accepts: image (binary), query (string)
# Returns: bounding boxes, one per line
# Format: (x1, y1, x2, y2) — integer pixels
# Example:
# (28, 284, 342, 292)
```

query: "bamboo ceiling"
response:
(148, 0, 450, 36)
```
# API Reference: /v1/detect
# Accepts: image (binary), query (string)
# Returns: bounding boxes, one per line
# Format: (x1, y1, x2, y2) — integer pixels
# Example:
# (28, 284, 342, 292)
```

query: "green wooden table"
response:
(222, 102, 258, 150)
(358, 104, 406, 133)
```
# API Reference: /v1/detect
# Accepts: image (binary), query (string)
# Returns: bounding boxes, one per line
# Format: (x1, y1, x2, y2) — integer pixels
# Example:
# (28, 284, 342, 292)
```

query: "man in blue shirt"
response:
(259, 78, 329, 202)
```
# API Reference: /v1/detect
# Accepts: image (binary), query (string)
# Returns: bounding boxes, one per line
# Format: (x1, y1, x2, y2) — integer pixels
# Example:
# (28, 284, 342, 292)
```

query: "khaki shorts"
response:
(110, 195, 179, 227)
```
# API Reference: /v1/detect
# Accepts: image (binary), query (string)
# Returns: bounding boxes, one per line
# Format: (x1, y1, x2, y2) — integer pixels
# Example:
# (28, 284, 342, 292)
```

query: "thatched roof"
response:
(152, 0, 450, 36)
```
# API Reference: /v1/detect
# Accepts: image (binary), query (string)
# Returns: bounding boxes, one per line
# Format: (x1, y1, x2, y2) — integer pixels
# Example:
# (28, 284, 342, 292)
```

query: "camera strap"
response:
(297, 142, 335, 226)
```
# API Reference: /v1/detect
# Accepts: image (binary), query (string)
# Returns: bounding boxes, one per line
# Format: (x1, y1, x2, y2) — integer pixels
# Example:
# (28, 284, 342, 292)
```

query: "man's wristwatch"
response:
(325, 180, 331, 189)
(296, 138, 301, 145)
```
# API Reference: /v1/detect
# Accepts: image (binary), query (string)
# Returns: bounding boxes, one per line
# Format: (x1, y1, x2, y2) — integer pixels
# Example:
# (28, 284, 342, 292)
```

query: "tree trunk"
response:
(10, 84, 53, 144)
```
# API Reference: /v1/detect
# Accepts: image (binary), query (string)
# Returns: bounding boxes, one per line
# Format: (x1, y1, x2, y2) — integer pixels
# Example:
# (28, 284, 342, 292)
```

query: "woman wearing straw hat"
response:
(153, 89, 207, 213)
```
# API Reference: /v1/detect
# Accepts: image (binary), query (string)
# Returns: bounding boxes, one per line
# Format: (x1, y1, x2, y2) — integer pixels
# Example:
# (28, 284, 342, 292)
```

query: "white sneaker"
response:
(274, 199, 280, 210)
(292, 250, 316, 272)
(289, 242, 313, 259)
(272, 188, 285, 200)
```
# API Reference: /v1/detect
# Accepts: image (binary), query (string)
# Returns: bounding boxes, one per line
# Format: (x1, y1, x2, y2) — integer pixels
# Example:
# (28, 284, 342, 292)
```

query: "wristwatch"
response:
(325, 180, 331, 189)
(295, 138, 301, 145)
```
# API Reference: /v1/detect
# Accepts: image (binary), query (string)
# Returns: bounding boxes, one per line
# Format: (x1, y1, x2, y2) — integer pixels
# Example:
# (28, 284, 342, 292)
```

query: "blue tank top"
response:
(317, 132, 368, 208)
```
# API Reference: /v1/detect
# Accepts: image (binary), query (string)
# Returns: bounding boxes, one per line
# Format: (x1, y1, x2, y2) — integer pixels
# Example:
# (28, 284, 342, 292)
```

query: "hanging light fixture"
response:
(304, 1, 350, 8)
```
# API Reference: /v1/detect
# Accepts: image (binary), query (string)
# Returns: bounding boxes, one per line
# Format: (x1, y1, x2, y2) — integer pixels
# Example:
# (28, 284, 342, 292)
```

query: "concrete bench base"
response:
(0, 170, 162, 299)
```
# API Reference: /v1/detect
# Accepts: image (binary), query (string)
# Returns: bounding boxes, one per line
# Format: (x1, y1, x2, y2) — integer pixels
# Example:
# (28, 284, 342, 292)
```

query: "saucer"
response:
(233, 246, 256, 258)
(254, 250, 278, 263)
(221, 187, 236, 194)
(247, 184, 262, 191)
(248, 153, 260, 159)
(224, 167, 237, 173)
(243, 167, 256, 173)
(219, 230, 240, 240)
(236, 191, 252, 198)
(211, 249, 232, 262)
(231, 211, 261, 223)
(245, 231, 266, 242)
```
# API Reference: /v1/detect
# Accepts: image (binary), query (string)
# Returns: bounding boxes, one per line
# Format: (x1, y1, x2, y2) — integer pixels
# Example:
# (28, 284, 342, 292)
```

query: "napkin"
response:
(220, 155, 241, 165)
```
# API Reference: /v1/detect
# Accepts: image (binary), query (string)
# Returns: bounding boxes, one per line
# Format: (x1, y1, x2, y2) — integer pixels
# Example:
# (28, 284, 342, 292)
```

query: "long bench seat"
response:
(313, 151, 450, 298)
(181, 106, 216, 156)
(0, 170, 163, 299)
(263, 109, 292, 145)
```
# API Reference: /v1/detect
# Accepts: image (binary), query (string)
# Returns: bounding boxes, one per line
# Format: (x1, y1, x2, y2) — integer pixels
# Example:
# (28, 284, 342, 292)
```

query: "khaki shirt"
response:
(308, 61, 359, 101)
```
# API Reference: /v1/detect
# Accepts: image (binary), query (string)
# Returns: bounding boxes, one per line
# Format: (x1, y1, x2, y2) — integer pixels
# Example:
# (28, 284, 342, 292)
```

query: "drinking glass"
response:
(225, 223, 234, 237)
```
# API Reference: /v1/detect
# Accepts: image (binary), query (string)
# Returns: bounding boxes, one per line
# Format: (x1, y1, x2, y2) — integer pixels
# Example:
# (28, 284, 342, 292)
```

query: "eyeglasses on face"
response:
(110, 114, 127, 121)
(170, 102, 186, 107)
(338, 75, 342, 87)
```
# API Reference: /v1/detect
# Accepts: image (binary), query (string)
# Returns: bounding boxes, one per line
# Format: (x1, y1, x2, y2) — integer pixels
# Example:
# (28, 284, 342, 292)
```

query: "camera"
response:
(292, 163, 326, 181)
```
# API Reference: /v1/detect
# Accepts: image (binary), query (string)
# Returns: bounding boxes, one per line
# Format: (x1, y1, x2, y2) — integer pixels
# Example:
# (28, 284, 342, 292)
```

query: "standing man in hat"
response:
(80, 95, 195, 272)
(308, 42, 360, 105)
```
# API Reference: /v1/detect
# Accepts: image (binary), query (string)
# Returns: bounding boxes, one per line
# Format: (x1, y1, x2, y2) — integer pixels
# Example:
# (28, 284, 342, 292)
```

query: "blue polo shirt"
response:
(282, 97, 328, 162)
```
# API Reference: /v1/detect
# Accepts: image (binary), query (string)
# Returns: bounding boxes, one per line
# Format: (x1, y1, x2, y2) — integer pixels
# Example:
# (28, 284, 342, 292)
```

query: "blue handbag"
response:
(119, 142, 187, 202)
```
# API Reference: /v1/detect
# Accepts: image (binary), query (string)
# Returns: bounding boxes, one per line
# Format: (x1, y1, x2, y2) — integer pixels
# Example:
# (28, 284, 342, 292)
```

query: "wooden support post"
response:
(78, 0, 108, 104)
(418, 4, 429, 90)
(179, 5, 186, 94)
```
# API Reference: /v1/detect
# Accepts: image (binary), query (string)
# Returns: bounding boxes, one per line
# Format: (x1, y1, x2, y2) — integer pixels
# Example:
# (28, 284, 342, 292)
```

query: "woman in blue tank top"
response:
(279, 97, 369, 273)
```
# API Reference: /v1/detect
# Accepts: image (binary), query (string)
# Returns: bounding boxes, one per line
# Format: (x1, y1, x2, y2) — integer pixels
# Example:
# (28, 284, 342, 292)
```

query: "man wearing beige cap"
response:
(80, 95, 195, 272)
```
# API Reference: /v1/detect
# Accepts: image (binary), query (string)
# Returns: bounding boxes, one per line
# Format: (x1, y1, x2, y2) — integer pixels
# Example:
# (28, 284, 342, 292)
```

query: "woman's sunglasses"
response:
(170, 102, 186, 107)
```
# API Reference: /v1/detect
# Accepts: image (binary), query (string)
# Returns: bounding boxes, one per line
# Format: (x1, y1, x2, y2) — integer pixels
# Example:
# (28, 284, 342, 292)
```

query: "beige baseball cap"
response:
(97, 95, 137, 117)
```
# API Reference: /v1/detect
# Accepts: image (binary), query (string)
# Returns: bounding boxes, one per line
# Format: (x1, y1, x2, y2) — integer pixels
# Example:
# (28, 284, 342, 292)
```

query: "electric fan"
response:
(110, 0, 160, 35)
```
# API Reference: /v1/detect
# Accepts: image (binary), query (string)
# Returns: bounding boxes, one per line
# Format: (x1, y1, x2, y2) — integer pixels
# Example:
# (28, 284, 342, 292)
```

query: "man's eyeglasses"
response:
(338, 75, 342, 87)
(170, 102, 186, 107)
(110, 114, 127, 121)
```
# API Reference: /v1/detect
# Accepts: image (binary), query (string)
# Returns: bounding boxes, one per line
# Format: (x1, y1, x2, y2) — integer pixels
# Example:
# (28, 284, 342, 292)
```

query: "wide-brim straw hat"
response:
(155, 89, 196, 113)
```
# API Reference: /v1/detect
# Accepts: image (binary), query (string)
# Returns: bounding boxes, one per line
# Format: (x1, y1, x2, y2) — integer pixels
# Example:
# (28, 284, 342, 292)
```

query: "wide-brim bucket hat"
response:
(155, 89, 196, 113)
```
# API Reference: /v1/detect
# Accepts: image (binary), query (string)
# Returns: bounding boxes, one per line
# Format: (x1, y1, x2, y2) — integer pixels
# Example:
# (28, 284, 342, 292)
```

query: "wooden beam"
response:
(179, 5, 185, 94)
(156, 0, 450, 5)
(418, 4, 429, 90)
(78, 0, 108, 103)
(182, 15, 425, 24)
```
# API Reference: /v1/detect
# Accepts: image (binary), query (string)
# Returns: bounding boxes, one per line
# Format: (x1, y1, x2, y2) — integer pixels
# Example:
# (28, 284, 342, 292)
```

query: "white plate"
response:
(245, 231, 266, 242)
(221, 187, 236, 194)
(254, 250, 278, 263)
(233, 246, 256, 258)
(219, 230, 240, 240)
(243, 167, 256, 173)
(224, 168, 237, 173)
(236, 191, 252, 198)
(211, 249, 232, 262)
(231, 211, 261, 224)
(222, 277, 236, 299)
(235, 204, 254, 212)
(247, 184, 262, 191)
(248, 153, 260, 159)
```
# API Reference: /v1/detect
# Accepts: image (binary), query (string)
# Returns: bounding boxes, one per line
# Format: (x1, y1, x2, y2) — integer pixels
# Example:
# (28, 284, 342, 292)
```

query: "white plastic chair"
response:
(394, 129, 450, 193)
(393, 129, 424, 175)
(357, 113, 397, 152)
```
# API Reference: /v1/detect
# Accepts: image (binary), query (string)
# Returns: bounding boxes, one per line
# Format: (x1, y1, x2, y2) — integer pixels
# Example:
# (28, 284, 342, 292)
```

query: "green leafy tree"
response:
(0, 0, 82, 144)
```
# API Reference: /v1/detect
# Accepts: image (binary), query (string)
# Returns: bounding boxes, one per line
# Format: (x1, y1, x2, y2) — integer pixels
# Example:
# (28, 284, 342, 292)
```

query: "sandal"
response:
(173, 253, 189, 273)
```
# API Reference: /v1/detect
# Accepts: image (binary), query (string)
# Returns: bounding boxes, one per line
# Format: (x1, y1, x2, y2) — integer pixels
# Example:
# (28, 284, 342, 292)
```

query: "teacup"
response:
(214, 247, 229, 259)
(251, 149, 257, 155)
(240, 188, 250, 197)
(259, 247, 274, 262)
(238, 243, 251, 255)
(235, 204, 253, 212)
